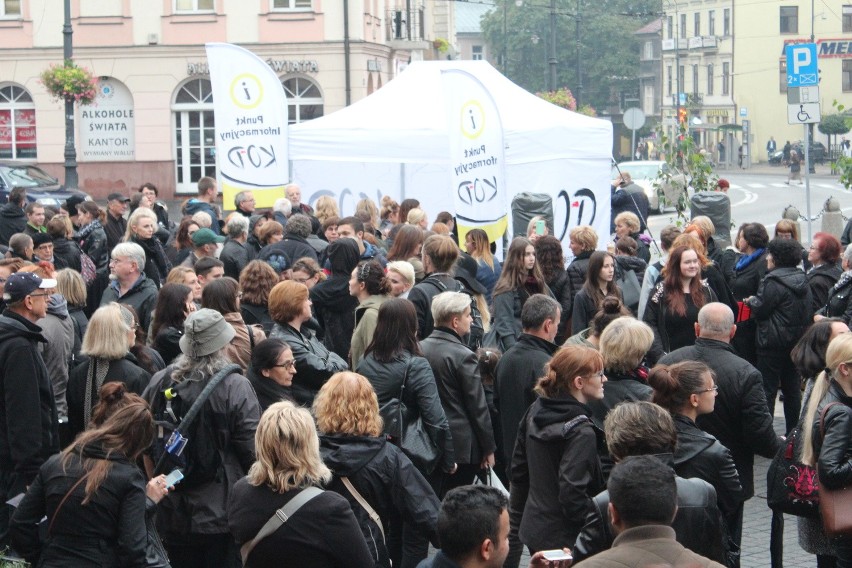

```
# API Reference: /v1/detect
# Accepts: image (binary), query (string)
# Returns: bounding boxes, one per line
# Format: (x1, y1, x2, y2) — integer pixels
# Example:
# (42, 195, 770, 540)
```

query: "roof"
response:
(455, 1, 495, 34)
(634, 19, 662, 35)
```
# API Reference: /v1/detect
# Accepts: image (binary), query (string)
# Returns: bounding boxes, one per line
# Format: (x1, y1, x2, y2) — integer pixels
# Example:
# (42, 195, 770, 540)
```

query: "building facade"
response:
(0, 0, 454, 198)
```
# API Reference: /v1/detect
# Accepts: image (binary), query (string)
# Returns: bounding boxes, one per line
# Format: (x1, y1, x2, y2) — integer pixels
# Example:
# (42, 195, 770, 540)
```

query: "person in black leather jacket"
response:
(75, 201, 109, 272)
(799, 333, 852, 566)
(572, 401, 726, 565)
(745, 238, 812, 434)
(648, 361, 744, 566)
(566, 226, 598, 307)
(817, 247, 852, 325)
(269, 281, 347, 407)
(315, 372, 441, 568)
(807, 232, 843, 314)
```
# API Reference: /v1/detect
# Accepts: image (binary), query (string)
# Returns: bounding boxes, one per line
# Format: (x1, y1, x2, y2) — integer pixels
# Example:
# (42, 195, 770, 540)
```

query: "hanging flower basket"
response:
(39, 60, 98, 105)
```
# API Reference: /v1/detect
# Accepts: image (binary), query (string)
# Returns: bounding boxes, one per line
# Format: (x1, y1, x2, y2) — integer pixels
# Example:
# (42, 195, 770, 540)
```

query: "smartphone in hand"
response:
(164, 469, 184, 488)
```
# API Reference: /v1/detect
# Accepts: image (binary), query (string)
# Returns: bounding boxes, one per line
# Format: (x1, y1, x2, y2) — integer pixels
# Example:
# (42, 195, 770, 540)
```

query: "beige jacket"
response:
(224, 311, 266, 371)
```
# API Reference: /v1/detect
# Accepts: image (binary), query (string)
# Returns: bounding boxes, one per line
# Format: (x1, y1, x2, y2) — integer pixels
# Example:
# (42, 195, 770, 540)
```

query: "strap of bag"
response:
(48, 472, 90, 537)
(239, 486, 323, 565)
(396, 358, 414, 441)
(340, 476, 385, 543)
(153, 363, 242, 476)
(245, 323, 255, 350)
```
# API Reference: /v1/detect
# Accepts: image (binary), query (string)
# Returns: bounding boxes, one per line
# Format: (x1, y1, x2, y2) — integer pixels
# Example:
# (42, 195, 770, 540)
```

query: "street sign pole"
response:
(804, 124, 813, 243)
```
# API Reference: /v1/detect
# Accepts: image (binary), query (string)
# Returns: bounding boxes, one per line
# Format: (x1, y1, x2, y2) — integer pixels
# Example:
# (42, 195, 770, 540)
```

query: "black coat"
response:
(660, 338, 781, 498)
(546, 269, 572, 344)
(572, 459, 727, 565)
(100, 276, 159, 337)
(320, 435, 440, 566)
(723, 250, 767, 363)
(356, 353, 455, 472)
(421, 329, 496, 465)
(643, 281, 715, 363)
(566, 251, 593, 302)
(152, 326, 182, 366)
(492, 285, 554, 351)
(610, 184, 649, 232)
(510, 396, 604, 551)
(807, 263, 843, 314)
(0, 202, 26, 246)
(261, 234, 318, 265)
(246, 366, 293, 412)
(818, 271, 852, 324)
(66, 355, 151, 440)
(310, 275, 358, 361)
(408, 273, 463, 342)
(811, 381, 852, 490)
(77, 222, 109, 272)
(241, 303, 275, 337)
(52, 238, 82, 272)
(104, 213, 126, 252)
(269, 323, 348, 407)
(131, 236, 171, 287)
(228, 482, 374, 568)
(220, 238, 254, 280)
(10, 445, 148, 568)
(493, 334, 559, 472)
(747, 266, 811, 352)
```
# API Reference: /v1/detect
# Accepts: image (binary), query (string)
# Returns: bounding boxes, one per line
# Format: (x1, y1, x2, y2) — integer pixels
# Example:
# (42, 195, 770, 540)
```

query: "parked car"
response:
(612, 160, 689, 213)
(0, 162, 88, 207)
(792, 141, 826, 164)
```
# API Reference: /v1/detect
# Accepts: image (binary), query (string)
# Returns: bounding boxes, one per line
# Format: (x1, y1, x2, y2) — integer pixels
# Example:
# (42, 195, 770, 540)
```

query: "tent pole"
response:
(343, 0, 352, 106)
(399, 163, 406, 200)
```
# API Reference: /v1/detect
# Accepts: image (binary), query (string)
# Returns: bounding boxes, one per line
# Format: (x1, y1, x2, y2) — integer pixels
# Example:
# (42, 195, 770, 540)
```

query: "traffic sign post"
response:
(787, 102, 821, 124)
(786, 44, 819, 87)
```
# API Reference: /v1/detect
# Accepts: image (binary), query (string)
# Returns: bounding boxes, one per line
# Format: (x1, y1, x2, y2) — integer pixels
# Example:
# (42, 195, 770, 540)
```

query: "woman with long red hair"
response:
(642, 245, 716, 364)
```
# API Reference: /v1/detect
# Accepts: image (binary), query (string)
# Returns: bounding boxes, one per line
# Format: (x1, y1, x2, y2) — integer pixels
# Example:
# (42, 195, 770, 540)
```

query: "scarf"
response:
(76, 219, 103, 240)
(735, 247, 765, 271)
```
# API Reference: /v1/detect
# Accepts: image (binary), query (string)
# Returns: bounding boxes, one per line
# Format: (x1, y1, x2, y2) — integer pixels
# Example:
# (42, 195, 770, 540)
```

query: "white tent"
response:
(289, 60, 613, 245)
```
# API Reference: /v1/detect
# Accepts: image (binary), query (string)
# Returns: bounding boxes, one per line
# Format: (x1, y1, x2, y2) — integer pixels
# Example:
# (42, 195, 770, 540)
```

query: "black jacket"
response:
(10, 445, 147, 568)
(567, 252, 593, 301)
(100, 275, 159, 336)
(818, 271, 852, 324)
(320, 435, 440, 566)
(76, 221, 109, 272)
(643, 281, 715, 363)
(722, 250, 767, 363)
(421, 329, 496, 465)
(52, 237, 82, 272)
(153, 326, 182, 366)
(747, 266, 812, 352)
(408, 273, 463, 342)
(811, 381, 852, 490)
(610, 184, 649, 232)
(131, 236, 171, 287)
(807, 263, 843, 314)
(66, 355, 151, 439)
(356, 353, 455, 472)
(510, 396, 604, 551)
(673, 415, 744, 522)
(0, 202, 26, 246)
(493, 334, 559, 473)
(0, 311, 59, 485)
(182, 200, 220, 234)
(310, 254, 359, 360)
(615, 254, 647, 293)
(492, 285, 554, 351)
(571, 289, 601, 335)
(220, 238, 254, 280)
(572, 454, 726, 565)
(260, 234, 318, 265)
(241, 303, 275, 337)
(104, 213, 126, 252)
(269, 323, 348, 407)
(246, 366, 293, 412)
(660, 338, 781, 498)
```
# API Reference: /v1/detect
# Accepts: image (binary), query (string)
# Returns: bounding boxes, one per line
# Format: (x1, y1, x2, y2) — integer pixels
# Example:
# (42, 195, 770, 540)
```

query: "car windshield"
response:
(612, 163, 661, 180)
(0, 165, 58, 189)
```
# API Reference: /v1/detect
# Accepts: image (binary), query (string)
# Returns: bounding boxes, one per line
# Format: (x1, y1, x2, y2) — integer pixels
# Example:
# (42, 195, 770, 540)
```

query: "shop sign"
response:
(79, 79, 135, 162)
(187, 59, 319, 76)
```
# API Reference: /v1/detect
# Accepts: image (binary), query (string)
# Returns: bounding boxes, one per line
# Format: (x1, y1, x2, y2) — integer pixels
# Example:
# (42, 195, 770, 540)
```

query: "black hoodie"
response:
(748, 266, 812, 351)
(310, 239, 360, 360)
(0, 201, 26, 247)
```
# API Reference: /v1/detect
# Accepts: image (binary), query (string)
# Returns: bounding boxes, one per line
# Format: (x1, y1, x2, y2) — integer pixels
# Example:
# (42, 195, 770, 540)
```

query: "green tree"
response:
(654, 124, 718, 223)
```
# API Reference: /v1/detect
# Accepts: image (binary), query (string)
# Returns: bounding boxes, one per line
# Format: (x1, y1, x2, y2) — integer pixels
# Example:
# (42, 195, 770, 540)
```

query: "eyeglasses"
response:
(271, 359, 296, 370)
(695, 385, 719, 394)
(28, 292, 50, 298)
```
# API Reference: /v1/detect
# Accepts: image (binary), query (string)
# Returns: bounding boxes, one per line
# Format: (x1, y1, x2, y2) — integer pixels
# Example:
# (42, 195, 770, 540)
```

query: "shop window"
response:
(281, 76, 324, 124)
(0, 84, 36, 160)
(172, 79, 216, 193)
(175, 0, 214, 12)
(780, 6, 798, 34)
(1, 0, 21, 17)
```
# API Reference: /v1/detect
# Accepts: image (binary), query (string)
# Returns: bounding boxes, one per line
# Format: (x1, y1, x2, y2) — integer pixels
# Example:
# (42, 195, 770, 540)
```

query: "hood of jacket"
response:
(528, 395, 592, 443)
(615, 255, 646, 274)
(673, 415, 715, 464)
(327, 238, 361, 276)
(0, 202, 24, 220)
(319, 434, 386, 476)
(183, 198, 215, 216)
(46, 293, 69, 319)
(810, 263, 843, 282)
(311, 274, 359, 311)
(362, 241, 384, 260)
(766, 266, 809, 297)
(78, 442, 130, 464)
(0, 310, 47, 344)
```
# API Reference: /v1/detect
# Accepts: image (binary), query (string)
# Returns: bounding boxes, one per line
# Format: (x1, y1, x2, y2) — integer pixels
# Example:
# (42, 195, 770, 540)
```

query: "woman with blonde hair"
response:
(464, 228, 502, 304)
(56, 267, 89, 352)
(228, 401, 374, 568)
(379, 196, 400, 237)
(614, 211, 650, 263)
(406, 208, 428, 230)
(315, 195, 340, 226)
(124, 206, 171, 286)
(315, 372, 440, 568)
(509, 345, 607, 554)
(386, 260, 415, 298)
(167, 265, 202, 303)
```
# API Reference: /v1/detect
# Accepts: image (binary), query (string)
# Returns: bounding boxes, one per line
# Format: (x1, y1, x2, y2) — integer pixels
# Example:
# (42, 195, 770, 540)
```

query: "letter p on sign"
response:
(786, 43, 818, 87)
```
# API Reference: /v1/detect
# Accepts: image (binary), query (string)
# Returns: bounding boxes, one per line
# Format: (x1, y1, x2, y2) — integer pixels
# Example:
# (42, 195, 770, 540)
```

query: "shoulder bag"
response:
(239, 486, 323, 566)
(378, 358, 440, 474)
(766, 426, 819, 517)
(817, 402, 852, 536)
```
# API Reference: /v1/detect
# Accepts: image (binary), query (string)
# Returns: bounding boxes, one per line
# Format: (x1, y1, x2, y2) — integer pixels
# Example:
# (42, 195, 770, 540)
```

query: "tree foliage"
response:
(818, 114, 850, 136)
(480, 0, 658, 112)
(654, 124, 718, 223)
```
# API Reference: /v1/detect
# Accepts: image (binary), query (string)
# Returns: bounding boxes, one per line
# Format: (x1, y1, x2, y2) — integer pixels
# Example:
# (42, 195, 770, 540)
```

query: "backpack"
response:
(422, 276, 484, 350)
(79, 252, 97, 286)
(150, 365, 238, 488)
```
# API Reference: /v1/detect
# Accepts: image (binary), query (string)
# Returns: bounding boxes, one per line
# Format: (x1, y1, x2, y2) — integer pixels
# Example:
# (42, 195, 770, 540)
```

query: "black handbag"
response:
(378, 358, 441, 474)
(766, 426, 820, 518)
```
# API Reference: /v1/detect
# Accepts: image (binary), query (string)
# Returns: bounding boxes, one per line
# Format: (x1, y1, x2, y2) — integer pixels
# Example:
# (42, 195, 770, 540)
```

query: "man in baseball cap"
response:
(181, 228, 225, 269)
(105, 192, 130, 251)
(0, 271, 60, 544)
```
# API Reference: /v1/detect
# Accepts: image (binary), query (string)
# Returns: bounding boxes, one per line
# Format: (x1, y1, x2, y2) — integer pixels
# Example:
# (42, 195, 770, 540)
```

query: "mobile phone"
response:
(164, 469, 184, 488)
(535, 220, 546, 235)
(541, 550, 573, 561)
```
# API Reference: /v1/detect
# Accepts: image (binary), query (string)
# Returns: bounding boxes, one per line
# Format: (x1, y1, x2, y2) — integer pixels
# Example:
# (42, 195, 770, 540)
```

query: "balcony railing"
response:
(386, 8, 425, 42)
(662, 36, 718, 51)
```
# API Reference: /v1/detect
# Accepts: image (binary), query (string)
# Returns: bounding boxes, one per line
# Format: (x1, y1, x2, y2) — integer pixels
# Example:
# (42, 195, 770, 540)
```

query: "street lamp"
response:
(63, 0, 78, 190)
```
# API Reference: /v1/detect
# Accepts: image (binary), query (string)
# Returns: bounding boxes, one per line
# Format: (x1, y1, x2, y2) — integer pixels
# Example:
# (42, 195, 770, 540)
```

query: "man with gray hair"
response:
(660, 302, 781, 557)
(421, 291, 495, 495)
(272, 197, 291, 227)
(100, 241, 158, 336)
(233, 191, 255, 217)
(269, 213, 318, 263)
(220, 215, 253, 280)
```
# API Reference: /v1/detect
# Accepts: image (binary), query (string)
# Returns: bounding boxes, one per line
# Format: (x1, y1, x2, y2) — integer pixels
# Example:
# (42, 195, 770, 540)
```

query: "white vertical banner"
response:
(205, 42, 289, 209)
(441, 69, 508, 246)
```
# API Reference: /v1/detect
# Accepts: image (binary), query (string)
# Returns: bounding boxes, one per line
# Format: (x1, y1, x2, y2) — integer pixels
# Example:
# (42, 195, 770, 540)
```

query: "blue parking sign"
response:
(786, 43, 818, 87)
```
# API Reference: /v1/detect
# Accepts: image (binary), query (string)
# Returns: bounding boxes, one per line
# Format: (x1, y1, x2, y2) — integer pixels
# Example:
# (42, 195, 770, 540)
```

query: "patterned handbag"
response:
(766, 426, 820, 518)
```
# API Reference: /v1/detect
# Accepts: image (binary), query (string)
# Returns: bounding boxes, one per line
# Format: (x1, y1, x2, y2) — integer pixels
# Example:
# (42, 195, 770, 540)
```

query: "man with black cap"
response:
(104, 192, 130, 252)
(32, 233, 55, 264)
(0, 187, 27, 247)
(0, 272, 60, 546)
(63, 195, 87, 229)
(180, 227, 226, 269)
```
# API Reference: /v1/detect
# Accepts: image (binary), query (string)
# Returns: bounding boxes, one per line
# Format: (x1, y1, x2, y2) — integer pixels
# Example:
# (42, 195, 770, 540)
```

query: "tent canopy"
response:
(289, 60, 612, 165)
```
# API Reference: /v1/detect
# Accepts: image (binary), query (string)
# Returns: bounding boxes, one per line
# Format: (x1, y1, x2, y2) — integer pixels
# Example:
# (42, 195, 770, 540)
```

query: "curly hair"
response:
(239, 260, 279, 306)
(534, 235, 566, 282)
(313, 372, 383, 437)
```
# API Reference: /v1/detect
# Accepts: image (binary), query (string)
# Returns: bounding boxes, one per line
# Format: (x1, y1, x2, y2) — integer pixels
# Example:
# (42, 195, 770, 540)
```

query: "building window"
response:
(0, 84, 36, 160)
(707, 64, 714, 95)
(680, 14, 686, 38)
(708, 10, 715, 36)
(780, 6, 798, 33)
(722, 62, 730, 95)
(694, 13, 700, 36)
(723, 9, 730, 35)
(643, 85, 655, 115)
(844, 5, 852, 32)
(780, 60, 788, 93)
(844, 60, 852, 91)
(643, 41, 653, 60)
(667, 65, 673, 96)
(667, 15, 673, 39)
(678, 65, 685, 94)
(472, 45, 484, 60)
(272, 0, 311, 9)
(175, 0, 214, 11)
(282, 76, 323, 125)
(1, 0, 21, 17)
(172, 79, 216, 193)
(692, 65, 699, 94)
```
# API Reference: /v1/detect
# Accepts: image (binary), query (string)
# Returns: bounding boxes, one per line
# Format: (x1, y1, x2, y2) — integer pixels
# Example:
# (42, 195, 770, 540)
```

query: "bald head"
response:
(696, 302, 736, 341)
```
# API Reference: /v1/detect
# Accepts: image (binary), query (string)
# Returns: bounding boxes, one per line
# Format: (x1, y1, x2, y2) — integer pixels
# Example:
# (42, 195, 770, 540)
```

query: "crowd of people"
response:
(0, 175, 850, 568)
